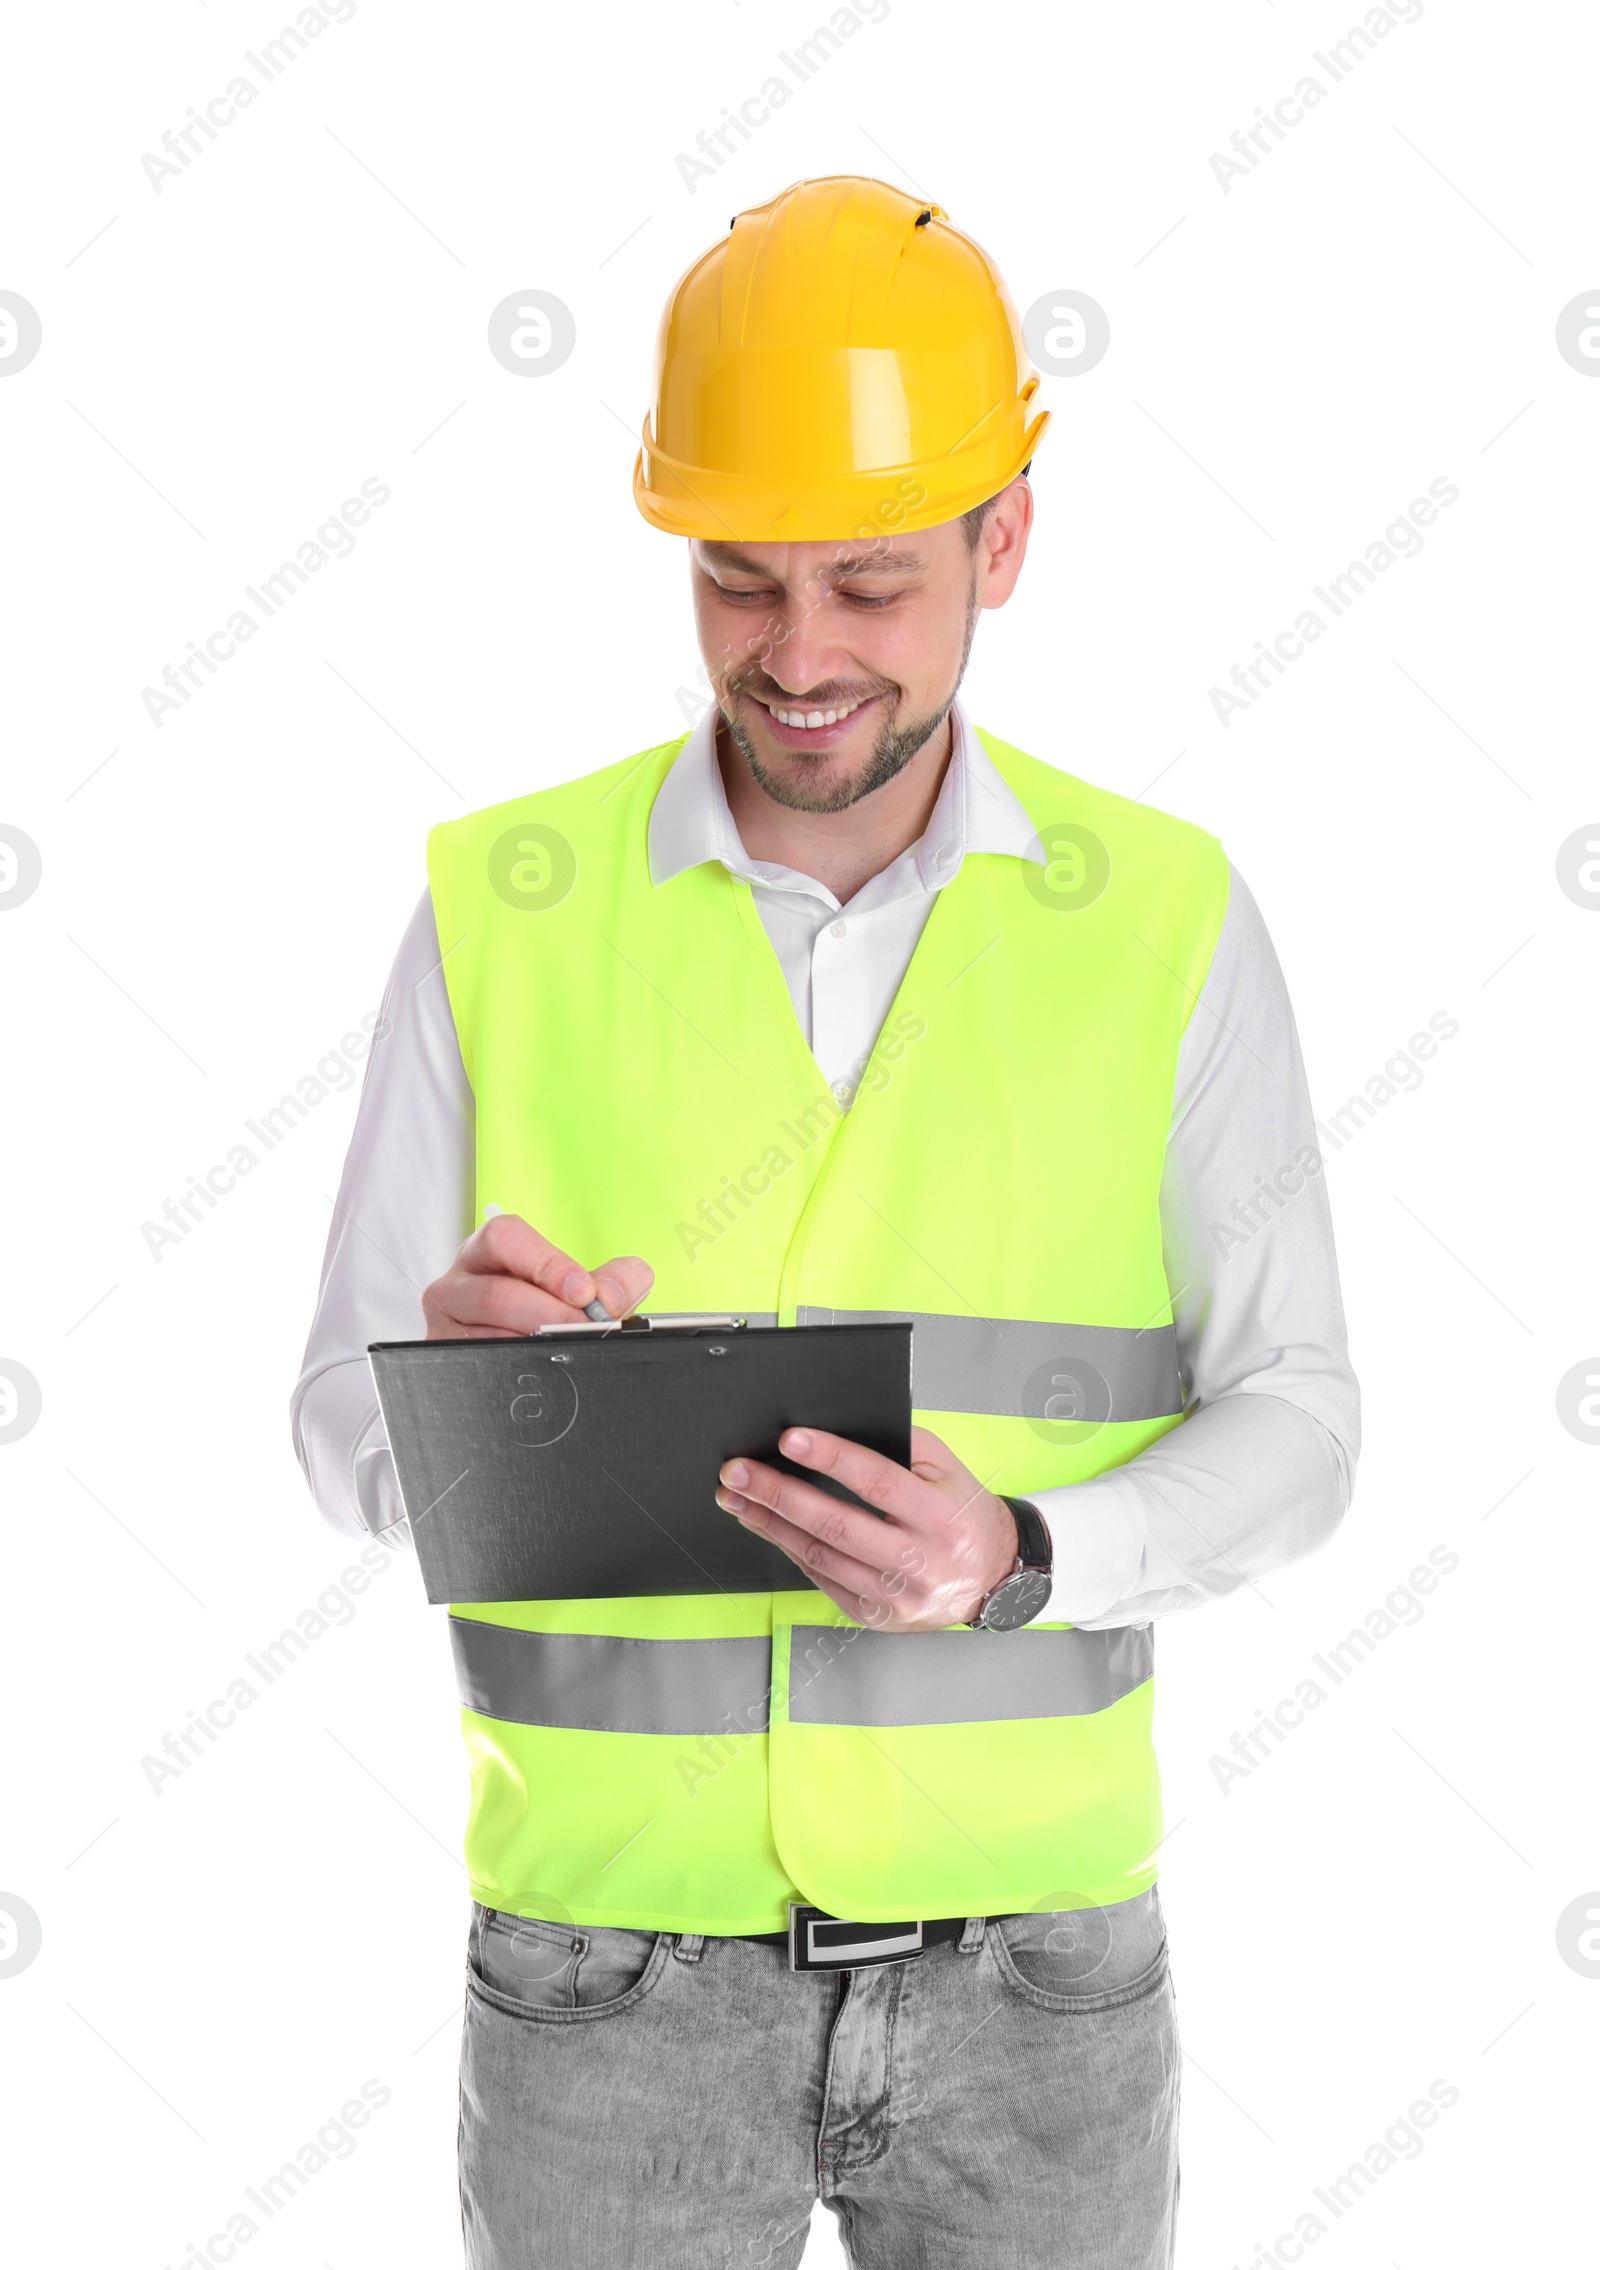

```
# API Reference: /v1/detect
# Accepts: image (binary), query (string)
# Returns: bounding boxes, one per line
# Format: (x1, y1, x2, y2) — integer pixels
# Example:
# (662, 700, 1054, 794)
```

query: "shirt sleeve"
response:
(1031, 863, 1361, 1626)
(289, 888, 476, 1540)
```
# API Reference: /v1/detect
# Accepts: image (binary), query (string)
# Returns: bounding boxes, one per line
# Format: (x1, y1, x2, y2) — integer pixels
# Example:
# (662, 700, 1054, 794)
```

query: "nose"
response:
(751, 610, 858, 702)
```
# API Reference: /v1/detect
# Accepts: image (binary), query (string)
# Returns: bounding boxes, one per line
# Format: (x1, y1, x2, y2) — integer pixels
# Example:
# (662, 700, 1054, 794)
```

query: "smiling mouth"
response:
(753, 693, 877, 731)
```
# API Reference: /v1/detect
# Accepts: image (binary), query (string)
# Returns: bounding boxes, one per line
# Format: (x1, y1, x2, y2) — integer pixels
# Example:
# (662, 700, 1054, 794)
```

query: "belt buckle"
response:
(787, 1903, 926, 1973)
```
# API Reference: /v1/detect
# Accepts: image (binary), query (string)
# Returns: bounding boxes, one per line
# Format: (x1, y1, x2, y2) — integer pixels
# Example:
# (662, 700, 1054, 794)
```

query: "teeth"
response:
(765, 698, 864, 729)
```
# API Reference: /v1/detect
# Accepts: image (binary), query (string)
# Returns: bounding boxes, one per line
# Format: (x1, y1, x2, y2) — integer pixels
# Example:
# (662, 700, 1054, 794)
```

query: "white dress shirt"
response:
(292, 701, 1359, 1626)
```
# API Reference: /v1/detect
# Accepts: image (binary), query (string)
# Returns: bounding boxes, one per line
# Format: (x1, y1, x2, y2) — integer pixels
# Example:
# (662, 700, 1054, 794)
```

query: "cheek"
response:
(701, 604, 774, 667)
(862, 610, 959, 701)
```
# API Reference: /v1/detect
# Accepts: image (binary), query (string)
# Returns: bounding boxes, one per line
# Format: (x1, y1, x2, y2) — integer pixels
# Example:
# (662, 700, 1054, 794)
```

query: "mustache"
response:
(724, 667, 894, 710)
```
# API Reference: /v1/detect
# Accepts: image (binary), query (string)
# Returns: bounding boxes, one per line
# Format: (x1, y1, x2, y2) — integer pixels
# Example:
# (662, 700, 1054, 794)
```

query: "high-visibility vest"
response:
(425, 727, 1229, 1934)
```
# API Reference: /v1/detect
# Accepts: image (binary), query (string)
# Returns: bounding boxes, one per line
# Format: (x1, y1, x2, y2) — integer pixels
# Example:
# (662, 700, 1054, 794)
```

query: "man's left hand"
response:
(716, 1426, 1018, 1631)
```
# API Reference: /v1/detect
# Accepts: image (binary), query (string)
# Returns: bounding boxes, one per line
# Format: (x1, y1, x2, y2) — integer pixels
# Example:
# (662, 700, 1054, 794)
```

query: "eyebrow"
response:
(700, 545, 929, 581)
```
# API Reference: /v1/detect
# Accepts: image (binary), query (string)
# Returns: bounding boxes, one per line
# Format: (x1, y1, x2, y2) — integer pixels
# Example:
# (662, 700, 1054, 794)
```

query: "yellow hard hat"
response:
(632, 175, 1049, 543)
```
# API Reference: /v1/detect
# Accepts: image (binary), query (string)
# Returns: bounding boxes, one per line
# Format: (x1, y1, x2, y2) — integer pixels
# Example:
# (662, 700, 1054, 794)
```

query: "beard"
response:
(717, 575, 980, 816)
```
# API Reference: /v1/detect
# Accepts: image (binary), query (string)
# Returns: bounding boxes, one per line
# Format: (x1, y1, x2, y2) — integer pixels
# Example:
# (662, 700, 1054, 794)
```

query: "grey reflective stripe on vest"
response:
(787, 1623, 1154, 1726)
(794, 1308, 1182, 1422)
(450, 1617, 773, 1735)
(451, 1616, 1153, 1734)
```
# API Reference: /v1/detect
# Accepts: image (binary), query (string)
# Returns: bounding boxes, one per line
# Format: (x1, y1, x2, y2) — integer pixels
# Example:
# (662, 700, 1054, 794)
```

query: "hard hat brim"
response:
(633, 404, 1050, 543)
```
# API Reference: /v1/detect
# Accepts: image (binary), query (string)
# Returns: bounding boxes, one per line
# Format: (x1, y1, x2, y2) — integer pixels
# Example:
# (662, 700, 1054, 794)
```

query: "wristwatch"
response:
(968, 1496, 1054, 1631)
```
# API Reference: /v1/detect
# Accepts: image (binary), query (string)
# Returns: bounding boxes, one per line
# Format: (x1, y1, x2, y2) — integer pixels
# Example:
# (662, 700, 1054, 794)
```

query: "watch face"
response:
(980, 1569, 1054, 1631)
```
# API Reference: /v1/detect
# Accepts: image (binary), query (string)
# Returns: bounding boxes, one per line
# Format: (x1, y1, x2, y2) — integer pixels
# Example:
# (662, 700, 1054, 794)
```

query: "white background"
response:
(2, 1, 1596, 2263)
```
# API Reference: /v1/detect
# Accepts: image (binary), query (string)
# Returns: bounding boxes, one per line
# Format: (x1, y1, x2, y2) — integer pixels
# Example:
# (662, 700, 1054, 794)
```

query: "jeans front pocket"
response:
(986, 1886, 1170, 2013)
(467, 1904, 671, 2023)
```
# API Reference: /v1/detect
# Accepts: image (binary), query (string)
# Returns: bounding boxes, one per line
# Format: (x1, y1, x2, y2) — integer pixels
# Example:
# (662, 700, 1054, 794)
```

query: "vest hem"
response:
(747, 1864, 1163, 1927)
(467, 1880, 803, 1937)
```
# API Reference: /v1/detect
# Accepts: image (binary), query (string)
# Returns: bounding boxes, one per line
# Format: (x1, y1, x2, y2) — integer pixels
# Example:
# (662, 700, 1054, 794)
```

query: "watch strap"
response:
(999, 1495, 1052, 1572)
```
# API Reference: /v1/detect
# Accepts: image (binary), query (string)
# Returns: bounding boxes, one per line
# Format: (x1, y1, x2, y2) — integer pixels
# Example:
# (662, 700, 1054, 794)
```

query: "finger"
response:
(422, 1269, 586, 1339)
(461, 1213, 600, 1308)
(717, 1491, 904, 1618)
(768, 1427, 939, 1533)
(588, 1255, 655, 1320)
(717, 1453, 895, 1568)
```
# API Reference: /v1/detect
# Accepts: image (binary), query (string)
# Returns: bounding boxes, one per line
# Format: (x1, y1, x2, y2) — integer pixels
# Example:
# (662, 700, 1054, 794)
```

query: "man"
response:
(294, 176, 1358, 2269)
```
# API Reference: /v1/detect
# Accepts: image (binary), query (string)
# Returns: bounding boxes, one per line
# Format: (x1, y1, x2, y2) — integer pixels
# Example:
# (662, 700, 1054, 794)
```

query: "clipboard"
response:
(367, 1316, 913, 1605)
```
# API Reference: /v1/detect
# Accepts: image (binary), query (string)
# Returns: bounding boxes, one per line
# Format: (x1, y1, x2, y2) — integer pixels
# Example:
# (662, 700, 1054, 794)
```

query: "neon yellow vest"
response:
(426, 727, 1229, 1933)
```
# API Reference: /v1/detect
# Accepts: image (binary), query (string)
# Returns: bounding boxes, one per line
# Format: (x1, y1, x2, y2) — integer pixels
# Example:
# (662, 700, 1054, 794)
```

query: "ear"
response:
(973, 478, 1034, 608)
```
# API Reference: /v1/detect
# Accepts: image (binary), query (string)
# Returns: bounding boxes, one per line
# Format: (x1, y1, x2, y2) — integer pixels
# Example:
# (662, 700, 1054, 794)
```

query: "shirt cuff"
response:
(1031, 1472, 1145, 1624)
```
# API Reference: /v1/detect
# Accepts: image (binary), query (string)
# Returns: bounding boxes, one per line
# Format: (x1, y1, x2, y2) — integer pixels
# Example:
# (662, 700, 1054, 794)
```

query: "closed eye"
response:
(712, 585, 898, 609)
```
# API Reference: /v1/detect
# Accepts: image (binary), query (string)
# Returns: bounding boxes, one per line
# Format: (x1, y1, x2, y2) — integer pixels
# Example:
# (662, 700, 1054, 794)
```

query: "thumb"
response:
(907, 1425, 963, 1481)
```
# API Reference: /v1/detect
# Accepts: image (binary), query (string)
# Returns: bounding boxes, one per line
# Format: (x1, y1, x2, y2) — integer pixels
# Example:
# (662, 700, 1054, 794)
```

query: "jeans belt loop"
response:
(958, 1915, 987, 1954)
(673, 1931, 706, 1964)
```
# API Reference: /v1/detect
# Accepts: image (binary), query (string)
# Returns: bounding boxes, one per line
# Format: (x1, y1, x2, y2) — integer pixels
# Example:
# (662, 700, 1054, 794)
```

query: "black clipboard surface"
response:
(368, 1320, 913, 1605)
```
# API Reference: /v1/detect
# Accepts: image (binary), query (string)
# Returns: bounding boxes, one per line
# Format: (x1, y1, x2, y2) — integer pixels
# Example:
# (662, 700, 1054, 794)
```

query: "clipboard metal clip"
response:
(533, 1313, 750, 1338)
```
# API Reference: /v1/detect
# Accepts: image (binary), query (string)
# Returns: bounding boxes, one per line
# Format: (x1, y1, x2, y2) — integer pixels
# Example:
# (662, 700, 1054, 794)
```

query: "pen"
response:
(483, 1202, 613, 1321)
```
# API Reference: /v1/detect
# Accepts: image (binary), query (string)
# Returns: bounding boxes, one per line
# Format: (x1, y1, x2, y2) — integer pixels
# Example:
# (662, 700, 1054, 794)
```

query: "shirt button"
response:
(829, 919, 847, 938)
(831, 1078, 853, 1103)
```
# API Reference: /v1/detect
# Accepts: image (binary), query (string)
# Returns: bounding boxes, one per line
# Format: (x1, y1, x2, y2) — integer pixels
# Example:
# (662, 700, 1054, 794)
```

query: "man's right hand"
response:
(421, 1212, 654, 1340)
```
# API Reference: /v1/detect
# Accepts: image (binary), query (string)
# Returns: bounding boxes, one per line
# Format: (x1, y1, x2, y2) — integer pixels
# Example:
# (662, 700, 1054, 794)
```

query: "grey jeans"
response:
(458, 1886, 1179, 2268)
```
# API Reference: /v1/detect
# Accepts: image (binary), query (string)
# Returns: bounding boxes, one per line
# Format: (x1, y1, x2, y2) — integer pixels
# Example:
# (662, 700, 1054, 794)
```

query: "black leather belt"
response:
(735, 1904, 976, 1972)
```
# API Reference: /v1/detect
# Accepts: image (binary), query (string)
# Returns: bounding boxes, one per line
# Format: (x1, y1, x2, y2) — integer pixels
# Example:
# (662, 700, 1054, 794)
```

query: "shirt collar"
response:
(646, 696, 1042, 895)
